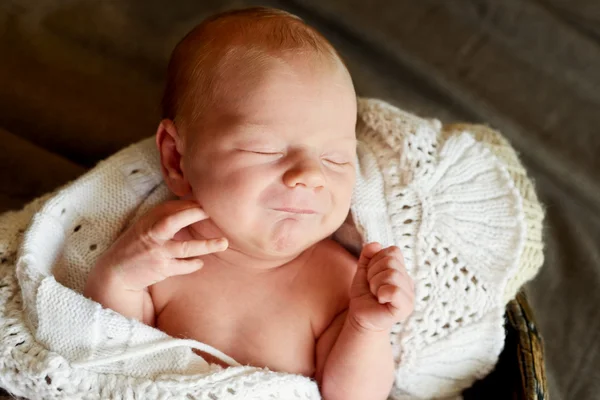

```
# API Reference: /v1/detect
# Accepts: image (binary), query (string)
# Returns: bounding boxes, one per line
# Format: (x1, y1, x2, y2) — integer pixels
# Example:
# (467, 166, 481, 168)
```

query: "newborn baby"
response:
(84, 7, 414, 400)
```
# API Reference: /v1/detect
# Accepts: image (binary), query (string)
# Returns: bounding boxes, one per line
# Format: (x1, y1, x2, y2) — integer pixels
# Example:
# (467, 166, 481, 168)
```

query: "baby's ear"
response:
(156, 119, 192, 197)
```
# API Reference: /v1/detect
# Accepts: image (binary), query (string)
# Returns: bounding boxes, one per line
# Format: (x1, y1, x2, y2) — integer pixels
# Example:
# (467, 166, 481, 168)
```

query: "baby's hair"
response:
(161, 6, 349, 128)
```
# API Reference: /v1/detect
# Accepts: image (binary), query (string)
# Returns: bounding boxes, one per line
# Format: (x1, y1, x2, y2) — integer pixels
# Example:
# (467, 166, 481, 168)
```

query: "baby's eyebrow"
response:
(228, 126, 280, 143)
(228, 120, 356, 143)
(323, 135, 357, 146)
(225, 121, 268, 133)
(229, 122, 278, 136)
(233, 117, 271, 127)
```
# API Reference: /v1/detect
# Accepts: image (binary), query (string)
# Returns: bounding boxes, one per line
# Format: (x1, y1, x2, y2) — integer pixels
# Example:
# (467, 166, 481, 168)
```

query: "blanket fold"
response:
(0, 98, 544, 400)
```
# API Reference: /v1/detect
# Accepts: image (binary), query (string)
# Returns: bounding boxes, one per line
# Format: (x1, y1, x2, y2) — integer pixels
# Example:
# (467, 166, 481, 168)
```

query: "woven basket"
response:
(464, 291, 548, 399)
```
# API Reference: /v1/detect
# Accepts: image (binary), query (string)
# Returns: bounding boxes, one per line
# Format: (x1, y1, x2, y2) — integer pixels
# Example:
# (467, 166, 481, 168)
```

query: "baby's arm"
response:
(316, 311, 395, 400)
(316, 243, 414, 400)
(83, 200, 227, 325)
(85, 262, 156, 325)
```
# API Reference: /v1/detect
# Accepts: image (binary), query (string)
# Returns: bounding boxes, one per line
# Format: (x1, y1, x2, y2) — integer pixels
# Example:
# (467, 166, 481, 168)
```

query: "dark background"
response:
(1, 1, 599, 399)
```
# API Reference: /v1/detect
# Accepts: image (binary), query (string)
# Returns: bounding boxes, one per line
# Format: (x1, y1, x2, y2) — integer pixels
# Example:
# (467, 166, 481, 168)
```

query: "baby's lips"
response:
(273, 207, 318, 214)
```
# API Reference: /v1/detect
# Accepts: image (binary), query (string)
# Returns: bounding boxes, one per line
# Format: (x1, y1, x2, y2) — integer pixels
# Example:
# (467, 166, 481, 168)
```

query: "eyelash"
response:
(323, 159, 349, 166)
(251, 151, 281, 155)
(237, 149, 281, 156)
(239, 149, 349, 167)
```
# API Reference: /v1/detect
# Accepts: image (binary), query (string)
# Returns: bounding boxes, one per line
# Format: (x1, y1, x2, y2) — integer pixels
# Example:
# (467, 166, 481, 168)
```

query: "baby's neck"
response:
(186, 225, 314, 274)
(204, 249, 313, 278)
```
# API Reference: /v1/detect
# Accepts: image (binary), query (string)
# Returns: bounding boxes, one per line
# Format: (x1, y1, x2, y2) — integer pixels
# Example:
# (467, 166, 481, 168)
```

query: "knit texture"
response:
(0, 98, 544, 400)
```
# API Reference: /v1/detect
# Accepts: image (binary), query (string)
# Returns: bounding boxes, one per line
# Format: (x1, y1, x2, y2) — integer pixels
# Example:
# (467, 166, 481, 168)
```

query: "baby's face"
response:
(182, 56, 357, 259)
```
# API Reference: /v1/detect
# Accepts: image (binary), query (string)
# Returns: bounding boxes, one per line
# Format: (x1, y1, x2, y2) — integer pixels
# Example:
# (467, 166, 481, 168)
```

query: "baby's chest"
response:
(154, 278, 320, 375)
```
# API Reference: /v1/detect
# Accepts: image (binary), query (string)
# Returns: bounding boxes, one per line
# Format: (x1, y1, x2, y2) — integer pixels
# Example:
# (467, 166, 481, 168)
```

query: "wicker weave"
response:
(464, 291, 548, 399)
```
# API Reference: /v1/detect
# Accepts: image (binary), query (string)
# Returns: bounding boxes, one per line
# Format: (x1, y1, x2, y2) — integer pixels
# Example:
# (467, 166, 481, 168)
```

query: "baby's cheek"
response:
(327, 182, 354, 229)
(333, 177, 354, 208)
(208, 175, 263, 220)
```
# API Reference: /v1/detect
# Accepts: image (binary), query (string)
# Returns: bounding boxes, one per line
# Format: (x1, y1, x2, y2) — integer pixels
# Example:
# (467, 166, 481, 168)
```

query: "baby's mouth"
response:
(273, 207, 317, 215)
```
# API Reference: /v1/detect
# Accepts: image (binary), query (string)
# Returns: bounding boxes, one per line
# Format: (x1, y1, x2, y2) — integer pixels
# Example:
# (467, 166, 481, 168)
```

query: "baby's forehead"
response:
(204, 100, 357, 146)
(169, 9, 354, 131)
(201, 40, 345, 84)
(185, 51, 351, 117)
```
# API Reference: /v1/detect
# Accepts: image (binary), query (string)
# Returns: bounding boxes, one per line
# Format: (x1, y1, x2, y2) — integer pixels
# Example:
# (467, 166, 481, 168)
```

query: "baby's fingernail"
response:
(215, 238, 228, 250)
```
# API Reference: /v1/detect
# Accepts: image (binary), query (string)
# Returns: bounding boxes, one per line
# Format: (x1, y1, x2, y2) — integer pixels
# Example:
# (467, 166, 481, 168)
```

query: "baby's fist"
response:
(349, 243, 415, 332)
(366, 245, 414, 317)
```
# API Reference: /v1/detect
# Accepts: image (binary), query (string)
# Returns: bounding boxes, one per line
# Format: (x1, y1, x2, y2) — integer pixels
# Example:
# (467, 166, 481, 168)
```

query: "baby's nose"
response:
(282, 156, 325, 189)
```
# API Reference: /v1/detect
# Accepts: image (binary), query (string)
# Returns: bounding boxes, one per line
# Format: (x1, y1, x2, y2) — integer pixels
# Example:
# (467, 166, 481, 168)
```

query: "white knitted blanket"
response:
(0, 98, 544, 400)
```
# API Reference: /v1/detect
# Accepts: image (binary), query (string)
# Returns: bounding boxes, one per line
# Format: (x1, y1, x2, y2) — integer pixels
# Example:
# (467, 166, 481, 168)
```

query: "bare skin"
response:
(151, 234, 356, 377)
(84, 199, 412, 400)
(84, 51, 415, 400)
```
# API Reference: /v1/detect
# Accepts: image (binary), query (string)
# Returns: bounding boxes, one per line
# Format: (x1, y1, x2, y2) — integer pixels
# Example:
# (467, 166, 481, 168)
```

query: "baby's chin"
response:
(259, 219, 331, 256)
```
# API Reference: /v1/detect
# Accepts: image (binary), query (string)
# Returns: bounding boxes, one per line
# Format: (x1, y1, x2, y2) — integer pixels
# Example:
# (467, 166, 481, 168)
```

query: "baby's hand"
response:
(348, 243, 414, 332)
(92, 200, 227, 292)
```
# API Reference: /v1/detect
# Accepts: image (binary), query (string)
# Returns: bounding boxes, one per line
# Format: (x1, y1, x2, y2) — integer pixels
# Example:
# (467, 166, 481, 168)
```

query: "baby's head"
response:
(157, 7, 357, 261)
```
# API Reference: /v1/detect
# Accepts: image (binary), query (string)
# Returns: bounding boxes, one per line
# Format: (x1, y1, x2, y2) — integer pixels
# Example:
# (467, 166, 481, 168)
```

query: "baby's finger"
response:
(165, 238, 228, 258)
(369, 268, 403, 297)
(367, 255, 406, 282)
(367, 246, 404, 271)
(169, 258, 205, 277)
(357, 242, 383, 270)
(377, 282, 415, 319)
(352, 243, 382, 298)
(397, 294, 414, 319)
(149, 207, 209, 242)
(379, 284, 414, 319)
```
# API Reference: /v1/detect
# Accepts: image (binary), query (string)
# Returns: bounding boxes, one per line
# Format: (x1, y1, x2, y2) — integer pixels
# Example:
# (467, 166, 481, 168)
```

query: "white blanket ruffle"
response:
(0, 98, 544, 400)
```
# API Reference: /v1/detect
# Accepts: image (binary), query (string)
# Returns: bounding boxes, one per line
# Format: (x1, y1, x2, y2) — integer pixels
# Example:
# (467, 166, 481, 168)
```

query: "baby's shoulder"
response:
(310, 239, 357, 277)
(305, 239, 357, 332)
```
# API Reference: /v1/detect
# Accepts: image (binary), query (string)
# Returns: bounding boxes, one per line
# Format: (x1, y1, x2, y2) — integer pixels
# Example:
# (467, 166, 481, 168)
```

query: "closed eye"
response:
(251, 151, 281, 155)
(323, 158, 350, 166)
(237, 149, 282, 156)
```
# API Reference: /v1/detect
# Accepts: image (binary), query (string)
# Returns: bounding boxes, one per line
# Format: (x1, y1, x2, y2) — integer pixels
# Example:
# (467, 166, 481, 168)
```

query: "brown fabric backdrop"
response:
(1, 1, 599, 398)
